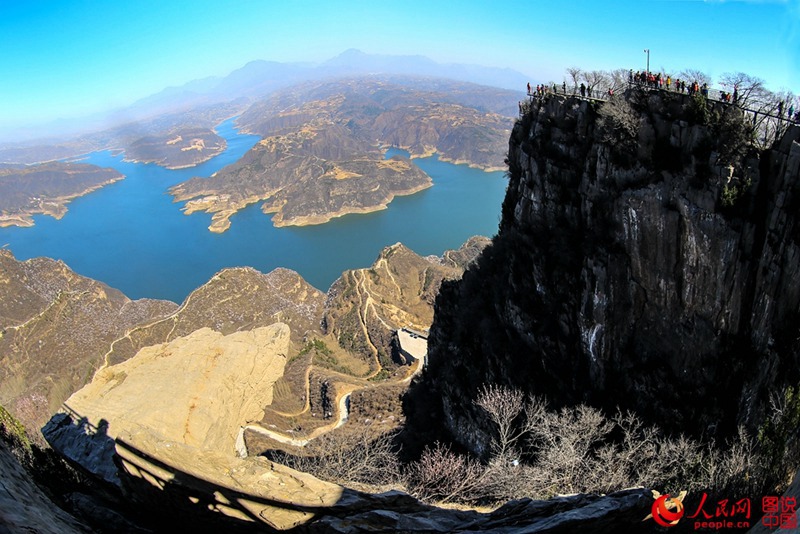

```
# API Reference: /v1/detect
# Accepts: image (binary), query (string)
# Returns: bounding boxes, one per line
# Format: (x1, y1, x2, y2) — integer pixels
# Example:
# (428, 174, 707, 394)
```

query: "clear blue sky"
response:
(1, 0, 797, 134)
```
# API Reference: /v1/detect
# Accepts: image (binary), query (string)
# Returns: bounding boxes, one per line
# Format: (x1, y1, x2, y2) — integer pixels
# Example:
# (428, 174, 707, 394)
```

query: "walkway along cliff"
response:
(409, 87, 800, 457)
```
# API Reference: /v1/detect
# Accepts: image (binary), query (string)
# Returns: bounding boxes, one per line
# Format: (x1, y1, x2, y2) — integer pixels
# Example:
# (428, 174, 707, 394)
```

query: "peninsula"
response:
(121, 126, 227, 169)
(170, 77, 515, 232)
(0, 162, 124, 228)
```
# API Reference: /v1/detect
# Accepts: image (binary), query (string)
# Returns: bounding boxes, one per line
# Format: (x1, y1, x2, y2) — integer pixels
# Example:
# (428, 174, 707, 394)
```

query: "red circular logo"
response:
(652, 494, 685, 527)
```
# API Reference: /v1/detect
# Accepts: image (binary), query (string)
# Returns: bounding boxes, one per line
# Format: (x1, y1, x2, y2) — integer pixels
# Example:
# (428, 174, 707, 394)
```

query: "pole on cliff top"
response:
(644, 49, 650, 75)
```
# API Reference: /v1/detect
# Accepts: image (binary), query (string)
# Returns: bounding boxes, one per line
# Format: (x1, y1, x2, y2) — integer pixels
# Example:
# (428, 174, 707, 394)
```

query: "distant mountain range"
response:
(0, 50, 531, 150)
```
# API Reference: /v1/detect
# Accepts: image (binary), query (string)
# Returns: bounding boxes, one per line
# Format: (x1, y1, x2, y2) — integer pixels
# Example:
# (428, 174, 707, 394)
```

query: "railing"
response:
(526, 83, 797, 117)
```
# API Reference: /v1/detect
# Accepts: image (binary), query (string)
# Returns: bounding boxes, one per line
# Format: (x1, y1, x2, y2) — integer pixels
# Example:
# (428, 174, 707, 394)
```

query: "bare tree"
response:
(475, 384, 531, 456)
(583, 70, 608, 97)
(719, 71, 766, 108)
(403, 442, 486, 503)
(679, 68, 712, 86)
(608, 68, 629, 94)
(269, 425, 400, 487)
(566, 66, 582, 95)
(597, 95, 640, 150)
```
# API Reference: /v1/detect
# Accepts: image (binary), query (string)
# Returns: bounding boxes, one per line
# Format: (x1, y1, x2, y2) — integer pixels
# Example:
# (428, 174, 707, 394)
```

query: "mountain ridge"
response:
(0, 50, 529, 151)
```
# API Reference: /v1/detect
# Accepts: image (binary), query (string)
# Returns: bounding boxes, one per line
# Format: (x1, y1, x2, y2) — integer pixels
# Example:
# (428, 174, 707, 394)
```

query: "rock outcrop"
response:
(43, 324, 291, 478)
(39, 317, 660, 532)
(0, 249, 177, 439)
(414, 89, 800, 455)
(0, 439, 91, 533)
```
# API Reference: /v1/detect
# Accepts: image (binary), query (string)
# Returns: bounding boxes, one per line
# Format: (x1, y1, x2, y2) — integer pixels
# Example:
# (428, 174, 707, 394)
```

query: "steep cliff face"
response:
(417, 89, 800, 455)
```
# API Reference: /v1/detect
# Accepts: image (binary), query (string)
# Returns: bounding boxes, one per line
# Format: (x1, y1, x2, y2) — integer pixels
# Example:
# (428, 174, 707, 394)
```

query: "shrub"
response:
(757, 385, 800, 492)
(266, 426, 400, 487)
(403, 442, 486, 503)
(463, 385, 781, 502)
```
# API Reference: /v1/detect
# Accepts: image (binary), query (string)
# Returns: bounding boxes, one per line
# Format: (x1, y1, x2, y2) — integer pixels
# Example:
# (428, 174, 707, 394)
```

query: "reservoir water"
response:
(0, 118, 508, 303)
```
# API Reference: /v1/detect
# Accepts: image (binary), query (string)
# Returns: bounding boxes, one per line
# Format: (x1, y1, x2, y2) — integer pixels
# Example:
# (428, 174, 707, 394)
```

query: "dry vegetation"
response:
(403, 385, 800, 506)
(265, 383, 800, 508)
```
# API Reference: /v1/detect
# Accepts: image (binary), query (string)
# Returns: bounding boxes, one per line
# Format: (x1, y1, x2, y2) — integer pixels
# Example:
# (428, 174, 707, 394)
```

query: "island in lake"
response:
(170, 77, 516, 232)
(0, 162, 124, 228)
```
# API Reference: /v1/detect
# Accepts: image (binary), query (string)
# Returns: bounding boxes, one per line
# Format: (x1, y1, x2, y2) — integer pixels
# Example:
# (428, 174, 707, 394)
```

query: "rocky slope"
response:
(322, 237, 490, 372)
(0, 249, 177, 438)
(100, 266, 326, 367)
(170, 77, 514, 233)
(0, 162, 124, 228)
(413, 89, 800, 455)
(44, 324, 291, 474)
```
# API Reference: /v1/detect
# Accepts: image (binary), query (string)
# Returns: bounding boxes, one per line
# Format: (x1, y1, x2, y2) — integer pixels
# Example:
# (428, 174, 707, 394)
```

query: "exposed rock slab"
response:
(0, 249, 177, 438)
(45, 324, 291, 465)
(112, 427, 655, 532)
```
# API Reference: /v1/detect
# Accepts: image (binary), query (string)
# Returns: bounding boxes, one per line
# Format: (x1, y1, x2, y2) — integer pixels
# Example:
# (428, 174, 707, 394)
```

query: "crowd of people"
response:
(523, 71, 799, 123)
(630, 70, 711, 98)
(629, 69, 799, 122)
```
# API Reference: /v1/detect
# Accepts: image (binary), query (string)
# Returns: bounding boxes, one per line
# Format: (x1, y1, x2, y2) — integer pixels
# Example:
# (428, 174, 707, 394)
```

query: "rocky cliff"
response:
(415, 89, 800, 455)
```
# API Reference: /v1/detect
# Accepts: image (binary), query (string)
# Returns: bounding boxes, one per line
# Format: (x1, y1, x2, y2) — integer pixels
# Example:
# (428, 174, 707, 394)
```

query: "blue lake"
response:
(0, 118, 508, 303)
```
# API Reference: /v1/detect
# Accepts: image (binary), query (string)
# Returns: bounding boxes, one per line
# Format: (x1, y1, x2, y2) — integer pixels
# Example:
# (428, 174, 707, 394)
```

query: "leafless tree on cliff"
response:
(270, 425, 400, 487)
(607, 68, 629, 94)
(597, 95, 640, 146)
(566, 67, 582, 95)
(719, 71, 766, 109)
(679, 68, 711, 86)
(475, 384, 531, 457)
(583, 70, 608, 96)
(403, 442, 486, 503)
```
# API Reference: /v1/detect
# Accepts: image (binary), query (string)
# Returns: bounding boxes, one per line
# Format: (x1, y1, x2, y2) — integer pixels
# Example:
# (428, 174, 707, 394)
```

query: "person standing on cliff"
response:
(527, 82, 531, 95)
(580, 83, 586, 98)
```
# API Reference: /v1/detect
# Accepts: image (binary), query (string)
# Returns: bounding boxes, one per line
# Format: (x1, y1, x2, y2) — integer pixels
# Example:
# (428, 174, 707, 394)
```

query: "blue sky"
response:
(1, 0, 797, 135)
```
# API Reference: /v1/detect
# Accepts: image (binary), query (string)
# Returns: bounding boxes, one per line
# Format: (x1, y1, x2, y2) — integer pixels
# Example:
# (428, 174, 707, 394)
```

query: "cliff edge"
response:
(413, 88, 800, 455)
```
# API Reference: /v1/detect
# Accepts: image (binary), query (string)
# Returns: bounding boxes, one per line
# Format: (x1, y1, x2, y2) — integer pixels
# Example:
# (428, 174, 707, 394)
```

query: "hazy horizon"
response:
(2, 0, 798, 141)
